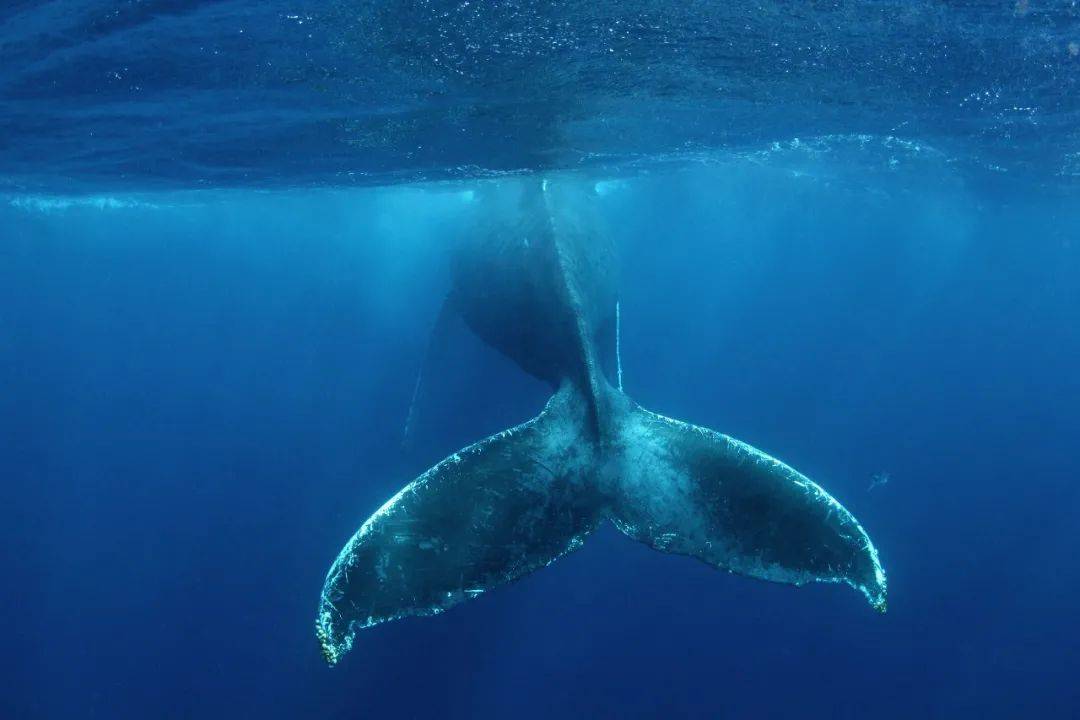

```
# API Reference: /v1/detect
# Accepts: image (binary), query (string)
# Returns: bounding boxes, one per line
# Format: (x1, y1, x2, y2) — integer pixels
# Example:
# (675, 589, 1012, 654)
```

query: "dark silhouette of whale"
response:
(316, 178, 886, 665)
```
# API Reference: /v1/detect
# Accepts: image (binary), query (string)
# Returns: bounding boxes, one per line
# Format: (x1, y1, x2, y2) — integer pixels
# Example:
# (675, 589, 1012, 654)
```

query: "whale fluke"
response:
(317, 383, 604, 665)
(317, 382, 885, 664)
(609, 400, 887, 611)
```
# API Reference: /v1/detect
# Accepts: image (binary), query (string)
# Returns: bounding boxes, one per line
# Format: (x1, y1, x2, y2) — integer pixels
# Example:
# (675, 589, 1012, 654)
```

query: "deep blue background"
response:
(3, 163, 1078, 718)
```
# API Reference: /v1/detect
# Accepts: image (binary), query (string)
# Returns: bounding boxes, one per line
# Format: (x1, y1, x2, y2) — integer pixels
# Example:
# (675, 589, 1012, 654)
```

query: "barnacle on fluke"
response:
(316, 178, 886, 665)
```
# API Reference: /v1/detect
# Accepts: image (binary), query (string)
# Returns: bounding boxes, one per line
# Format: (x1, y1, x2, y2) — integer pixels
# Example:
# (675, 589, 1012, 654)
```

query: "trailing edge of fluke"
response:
(315, 177, 886, 666)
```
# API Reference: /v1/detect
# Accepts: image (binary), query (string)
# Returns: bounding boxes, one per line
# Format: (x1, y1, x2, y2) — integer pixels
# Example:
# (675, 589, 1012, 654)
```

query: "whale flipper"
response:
(610, 403, 887, 610)
(317, 385, 603, 665)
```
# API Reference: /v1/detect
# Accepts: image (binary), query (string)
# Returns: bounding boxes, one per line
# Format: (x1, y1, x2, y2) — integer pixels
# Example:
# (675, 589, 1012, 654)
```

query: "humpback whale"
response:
(316, 178, 886, 665)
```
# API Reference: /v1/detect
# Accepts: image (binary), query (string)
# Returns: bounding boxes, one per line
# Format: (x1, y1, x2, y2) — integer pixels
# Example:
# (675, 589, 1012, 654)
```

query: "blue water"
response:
(3, 3, 1080, 719)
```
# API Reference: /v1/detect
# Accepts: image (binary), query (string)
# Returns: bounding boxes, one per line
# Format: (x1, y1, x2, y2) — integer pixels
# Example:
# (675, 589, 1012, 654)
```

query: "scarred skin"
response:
(316, 177, 886, 666)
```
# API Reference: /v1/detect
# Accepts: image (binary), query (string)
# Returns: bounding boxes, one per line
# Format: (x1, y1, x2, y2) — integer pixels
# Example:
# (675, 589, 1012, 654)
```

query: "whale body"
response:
(316, 178, 886, 665)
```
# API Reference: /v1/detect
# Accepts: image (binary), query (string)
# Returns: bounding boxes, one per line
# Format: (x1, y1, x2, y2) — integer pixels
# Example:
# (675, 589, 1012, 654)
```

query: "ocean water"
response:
(2, 2, 1079, 719)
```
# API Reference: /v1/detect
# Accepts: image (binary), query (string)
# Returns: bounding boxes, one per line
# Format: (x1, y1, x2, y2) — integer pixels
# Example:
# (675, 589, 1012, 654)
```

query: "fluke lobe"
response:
(316, 178, 886, 665)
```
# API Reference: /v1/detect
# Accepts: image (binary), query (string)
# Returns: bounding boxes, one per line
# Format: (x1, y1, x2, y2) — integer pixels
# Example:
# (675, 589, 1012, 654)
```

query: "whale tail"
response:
(316, 383, 886, 665)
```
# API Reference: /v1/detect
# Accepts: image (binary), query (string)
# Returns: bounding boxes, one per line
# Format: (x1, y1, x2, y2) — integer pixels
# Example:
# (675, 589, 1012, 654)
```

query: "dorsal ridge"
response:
(541, 181, 606, 440)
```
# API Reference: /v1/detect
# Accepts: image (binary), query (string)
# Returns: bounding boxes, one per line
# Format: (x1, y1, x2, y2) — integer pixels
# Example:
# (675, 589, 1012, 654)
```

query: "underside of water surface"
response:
(0, 1, 1078, 194)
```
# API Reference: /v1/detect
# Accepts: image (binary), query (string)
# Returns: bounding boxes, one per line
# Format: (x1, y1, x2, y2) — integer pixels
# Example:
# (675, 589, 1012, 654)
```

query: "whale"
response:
(315, 177, 886, 665)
